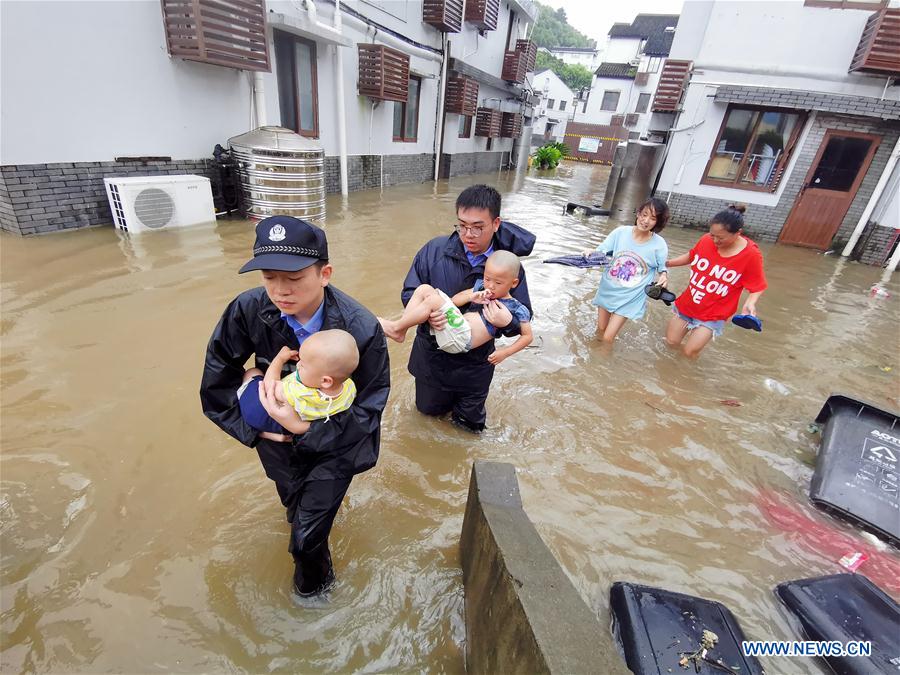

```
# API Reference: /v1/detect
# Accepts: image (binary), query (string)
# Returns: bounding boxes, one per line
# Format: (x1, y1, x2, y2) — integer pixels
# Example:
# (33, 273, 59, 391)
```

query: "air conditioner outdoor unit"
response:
(104, 175, 215, 233)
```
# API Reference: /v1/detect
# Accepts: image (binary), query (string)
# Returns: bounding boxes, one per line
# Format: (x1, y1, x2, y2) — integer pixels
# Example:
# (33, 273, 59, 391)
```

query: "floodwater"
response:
(2, 162, 899, 674)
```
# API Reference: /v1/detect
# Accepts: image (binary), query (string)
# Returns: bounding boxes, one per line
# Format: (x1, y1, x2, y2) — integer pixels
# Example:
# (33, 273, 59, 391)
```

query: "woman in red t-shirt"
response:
(664, 204, 767, 358)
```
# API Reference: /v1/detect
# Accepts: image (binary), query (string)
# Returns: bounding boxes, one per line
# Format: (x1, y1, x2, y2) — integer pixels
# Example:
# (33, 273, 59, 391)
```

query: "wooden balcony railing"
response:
(358, 44, 410, 103)
(423, 0, 464, 33)
(465, 0, 500, 31)
(445, 75, 479, 116)
(652, 59, 692, 112)
(161, 0, 270, 72)
(515, 39, 537, 72)
(849, 8, 900, 75)
(500, 112, 523, 138)
(475, 107, 502, 137)
(502, 50, 527, 83)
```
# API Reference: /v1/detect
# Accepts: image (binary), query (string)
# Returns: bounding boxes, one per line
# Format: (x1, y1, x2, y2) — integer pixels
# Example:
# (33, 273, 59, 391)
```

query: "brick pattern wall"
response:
(0, 160, 213, 236)
(322, 154, 434, 194)
(439, 151, 510, 178)
(715, 86, 900, 121)
(666, 114, 900, 258)
(857, 224, 899, 266)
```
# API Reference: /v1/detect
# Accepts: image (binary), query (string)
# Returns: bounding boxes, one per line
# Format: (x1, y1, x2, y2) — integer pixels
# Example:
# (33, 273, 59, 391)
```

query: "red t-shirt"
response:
(674, 234, 767, 321)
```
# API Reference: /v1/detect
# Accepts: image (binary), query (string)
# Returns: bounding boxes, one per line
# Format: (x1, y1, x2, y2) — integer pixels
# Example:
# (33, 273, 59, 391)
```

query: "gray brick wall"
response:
(439, 151, 510, 178)
(323, 154, 435, 193)
(666, 114, 900, 265)
(0, 159, 213, 236)
(715, 86, 900, 121)
(857, 224, 899, 266)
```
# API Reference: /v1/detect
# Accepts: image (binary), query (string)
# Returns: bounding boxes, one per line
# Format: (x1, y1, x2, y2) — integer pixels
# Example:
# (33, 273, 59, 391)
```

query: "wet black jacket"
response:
(200, 285, 390, 479)
(402, 221, 535, 393)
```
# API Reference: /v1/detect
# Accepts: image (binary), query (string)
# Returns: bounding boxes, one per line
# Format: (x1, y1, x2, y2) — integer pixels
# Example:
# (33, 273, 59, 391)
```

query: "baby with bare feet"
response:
(379, 250, 532, 366)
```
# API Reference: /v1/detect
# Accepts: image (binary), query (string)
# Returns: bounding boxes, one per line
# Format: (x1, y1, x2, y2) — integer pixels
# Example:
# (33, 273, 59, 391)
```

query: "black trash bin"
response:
(609, 581, 764, 675)
(811, 394, 899, 546)
(776, 573, 900, 675)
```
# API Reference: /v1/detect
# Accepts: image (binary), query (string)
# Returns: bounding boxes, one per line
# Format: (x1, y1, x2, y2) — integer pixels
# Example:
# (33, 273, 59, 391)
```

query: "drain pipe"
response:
(841, 135, 900, 257)
(253, 72, 267, 127)
(433, 34, 449, 182)
(333, 0, 349, 196)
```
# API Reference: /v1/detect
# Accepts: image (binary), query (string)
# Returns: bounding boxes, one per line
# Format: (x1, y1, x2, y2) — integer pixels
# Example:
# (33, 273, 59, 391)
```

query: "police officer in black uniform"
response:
(200, 216, 390, 597)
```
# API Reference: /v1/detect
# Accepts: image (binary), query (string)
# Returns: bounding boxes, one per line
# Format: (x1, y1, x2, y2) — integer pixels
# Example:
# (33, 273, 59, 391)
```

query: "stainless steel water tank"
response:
(608, 141, 665, 223)
(228, 126, 325, 222)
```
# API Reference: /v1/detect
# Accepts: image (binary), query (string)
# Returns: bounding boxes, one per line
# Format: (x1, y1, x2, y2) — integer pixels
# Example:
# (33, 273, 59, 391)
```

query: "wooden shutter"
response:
(465, 0, 500, 31)
(610, 114, 625, 126)
(501, 51, 527, 83)
(423, 0, 464, 33)
(358, 44, 410, 103)
(161, 0, 270, 72)
(445, 75, 479, 116)
(515, 39, 537, 72)
(634, 72, 650, 86)
(624, 113, 639, 127)
(500, 112, 523, 138)
(475, 107, 502, 137)
(849, 8, 900, 75)
(652, 59, 692, 112)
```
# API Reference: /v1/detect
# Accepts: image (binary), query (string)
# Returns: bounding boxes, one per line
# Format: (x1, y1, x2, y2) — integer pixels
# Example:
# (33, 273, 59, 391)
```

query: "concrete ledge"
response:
(460, 461, 628, 675)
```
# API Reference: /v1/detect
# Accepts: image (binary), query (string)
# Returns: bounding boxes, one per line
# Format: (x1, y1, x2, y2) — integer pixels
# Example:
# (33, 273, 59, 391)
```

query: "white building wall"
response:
(1, 0, 527, 167)
(603, 38, 641, 65)
(529, 70, 574, 144)
(656, 0, 900, 206)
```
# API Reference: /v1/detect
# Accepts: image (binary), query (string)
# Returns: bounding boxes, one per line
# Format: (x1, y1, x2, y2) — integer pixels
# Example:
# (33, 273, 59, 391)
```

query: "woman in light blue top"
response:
(583, 198, 670, 342)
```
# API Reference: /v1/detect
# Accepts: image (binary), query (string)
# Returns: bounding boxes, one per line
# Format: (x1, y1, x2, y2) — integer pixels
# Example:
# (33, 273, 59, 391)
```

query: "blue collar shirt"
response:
(281, 299, 325, 345)
(466, 244, 494, 269)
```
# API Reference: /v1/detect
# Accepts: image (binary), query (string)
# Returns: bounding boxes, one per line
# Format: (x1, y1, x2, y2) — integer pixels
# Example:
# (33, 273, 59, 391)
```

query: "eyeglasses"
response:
(455, 224, 484, 237)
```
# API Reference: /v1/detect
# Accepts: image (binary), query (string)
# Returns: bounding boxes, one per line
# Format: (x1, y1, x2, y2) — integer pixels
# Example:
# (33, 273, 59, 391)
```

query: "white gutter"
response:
(333, 0, 349, 196)
(841, 135, 900, 257)
(433, 33, 449, 182)
(253, 72, 267, 126)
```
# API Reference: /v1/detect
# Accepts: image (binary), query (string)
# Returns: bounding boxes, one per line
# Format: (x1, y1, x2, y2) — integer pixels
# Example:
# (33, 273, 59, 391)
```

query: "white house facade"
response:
(529, 69, 575, 144)
(573, 15, 678, 143)
(0, 0, 538, 235)
(543, 46, 601, 71)
(654, 0, 900, 263)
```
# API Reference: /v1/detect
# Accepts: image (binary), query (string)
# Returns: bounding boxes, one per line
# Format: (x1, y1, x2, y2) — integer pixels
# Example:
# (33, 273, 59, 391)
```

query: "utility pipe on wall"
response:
(253, 72, 267, 127)
(333, 0, 348, 196)
(841, 135, 900, 258)
(433, 34, 449, 182)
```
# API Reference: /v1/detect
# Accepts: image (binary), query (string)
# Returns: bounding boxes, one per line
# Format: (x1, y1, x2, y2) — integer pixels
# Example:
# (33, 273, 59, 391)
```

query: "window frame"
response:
(701, 104, 808, 193)
(458, 114, 473, 138)
(600, 90, 620, 112)
(547, 98, 555, 109)
(635, 93, 651, 114)
(559, 100, 567, 111)
(393, 74, 422, 143)
(274, 30, 319, 138)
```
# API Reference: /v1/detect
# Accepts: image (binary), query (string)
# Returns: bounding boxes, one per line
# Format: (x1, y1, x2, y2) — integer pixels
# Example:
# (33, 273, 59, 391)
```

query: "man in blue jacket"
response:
(200, 216, 390, 598)
(402, 185, 535, 432)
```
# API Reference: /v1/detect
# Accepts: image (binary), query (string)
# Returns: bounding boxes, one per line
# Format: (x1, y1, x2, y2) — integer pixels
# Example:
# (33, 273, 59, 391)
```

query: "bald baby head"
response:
(301, 329, 359, 383)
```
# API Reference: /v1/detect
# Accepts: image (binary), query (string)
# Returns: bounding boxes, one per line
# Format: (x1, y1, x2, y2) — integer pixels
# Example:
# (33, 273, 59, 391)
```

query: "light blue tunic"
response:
(591, 226, 668, 320)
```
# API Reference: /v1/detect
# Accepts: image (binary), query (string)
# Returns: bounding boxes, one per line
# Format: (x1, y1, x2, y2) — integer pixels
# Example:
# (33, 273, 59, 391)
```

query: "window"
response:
(458, 114, 472, 138)
(635, 93, 651, 114)
(547, 98, 555, 109)
(600, 91, 620, 111)
(274, 31, 319, 137)
(645, 57, 661, 73)
(393, 75, 421, 142)
(559, 100, 567, 111)
(703, 105, 807, 191)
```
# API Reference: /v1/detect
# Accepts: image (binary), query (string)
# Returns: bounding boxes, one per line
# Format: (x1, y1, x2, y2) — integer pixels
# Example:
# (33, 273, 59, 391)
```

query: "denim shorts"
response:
(674, 307, 725, 338)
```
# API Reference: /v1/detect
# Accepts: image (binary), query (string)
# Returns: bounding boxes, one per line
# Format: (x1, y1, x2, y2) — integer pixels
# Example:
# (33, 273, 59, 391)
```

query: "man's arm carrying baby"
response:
(261, 346, 312, 435)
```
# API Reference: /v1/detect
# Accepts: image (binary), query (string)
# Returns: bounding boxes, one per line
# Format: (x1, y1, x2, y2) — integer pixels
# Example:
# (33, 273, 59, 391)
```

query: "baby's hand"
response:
(487, 349, 508, 366)
(471, 289, 492, 304)
(277, 346, 299, 361)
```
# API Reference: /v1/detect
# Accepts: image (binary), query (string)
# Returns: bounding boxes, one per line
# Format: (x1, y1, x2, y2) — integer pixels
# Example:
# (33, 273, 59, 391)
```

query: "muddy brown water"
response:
(2, 163, 899, 673)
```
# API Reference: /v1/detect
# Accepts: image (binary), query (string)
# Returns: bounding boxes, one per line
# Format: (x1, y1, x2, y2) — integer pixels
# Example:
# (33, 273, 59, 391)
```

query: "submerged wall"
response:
(459, 461, 628, 674)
